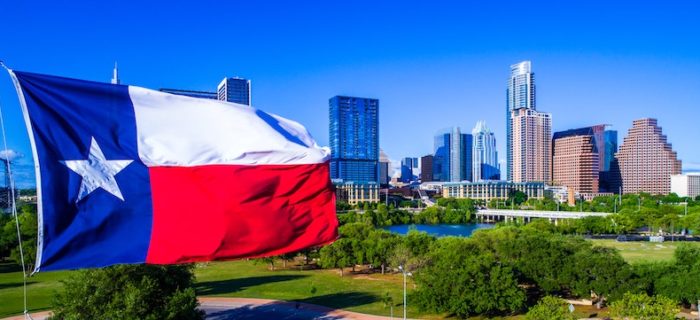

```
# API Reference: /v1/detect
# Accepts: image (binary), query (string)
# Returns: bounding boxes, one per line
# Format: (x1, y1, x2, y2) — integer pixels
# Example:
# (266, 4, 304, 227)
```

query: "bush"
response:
(51, 264, 204, 320)
(609, 292, 679, 320)
(526, 296, 575, 320)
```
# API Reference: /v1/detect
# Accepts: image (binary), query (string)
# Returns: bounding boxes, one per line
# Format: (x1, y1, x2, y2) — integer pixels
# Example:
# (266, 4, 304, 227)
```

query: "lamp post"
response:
(399, 265, 412, 320)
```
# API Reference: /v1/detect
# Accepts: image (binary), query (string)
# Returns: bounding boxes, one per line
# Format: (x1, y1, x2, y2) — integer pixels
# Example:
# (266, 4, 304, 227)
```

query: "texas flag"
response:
(7, 70, 338, 272)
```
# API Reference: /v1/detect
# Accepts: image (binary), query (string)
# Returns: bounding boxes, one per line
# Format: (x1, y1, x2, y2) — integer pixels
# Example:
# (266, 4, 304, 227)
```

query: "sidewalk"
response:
(1, 297, 395, 320)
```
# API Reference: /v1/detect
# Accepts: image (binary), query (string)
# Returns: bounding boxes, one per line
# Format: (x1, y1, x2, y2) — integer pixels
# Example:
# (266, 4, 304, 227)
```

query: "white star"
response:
(61, 137, 133, 202)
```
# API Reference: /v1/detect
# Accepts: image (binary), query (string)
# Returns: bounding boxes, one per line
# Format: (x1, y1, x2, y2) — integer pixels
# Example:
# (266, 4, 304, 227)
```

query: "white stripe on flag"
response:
(129, 86, 329, 167)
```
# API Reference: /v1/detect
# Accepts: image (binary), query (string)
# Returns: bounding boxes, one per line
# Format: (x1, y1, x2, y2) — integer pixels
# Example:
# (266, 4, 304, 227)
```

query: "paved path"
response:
(1, 297, 394, 320)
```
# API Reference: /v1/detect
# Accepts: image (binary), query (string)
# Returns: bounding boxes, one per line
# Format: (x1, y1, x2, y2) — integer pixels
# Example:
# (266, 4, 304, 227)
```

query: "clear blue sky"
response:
(1, 1, 699, 187)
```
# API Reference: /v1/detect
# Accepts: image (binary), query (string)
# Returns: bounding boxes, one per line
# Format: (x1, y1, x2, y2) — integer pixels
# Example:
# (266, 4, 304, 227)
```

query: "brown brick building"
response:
(553, 135, 599, 193)
(616, 118, 682, 195)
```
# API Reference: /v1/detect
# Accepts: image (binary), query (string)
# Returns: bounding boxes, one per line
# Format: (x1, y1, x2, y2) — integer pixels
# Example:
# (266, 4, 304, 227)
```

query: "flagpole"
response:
(0, 61, 34, 320)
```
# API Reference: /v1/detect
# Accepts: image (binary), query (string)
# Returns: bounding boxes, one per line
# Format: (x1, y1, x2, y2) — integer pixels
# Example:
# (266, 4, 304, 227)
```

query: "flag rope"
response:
(0, 60, 34, 320)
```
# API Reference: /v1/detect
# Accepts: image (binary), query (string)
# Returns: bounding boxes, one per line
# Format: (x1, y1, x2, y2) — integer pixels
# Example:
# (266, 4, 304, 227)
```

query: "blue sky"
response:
(1, 1, 699, 187)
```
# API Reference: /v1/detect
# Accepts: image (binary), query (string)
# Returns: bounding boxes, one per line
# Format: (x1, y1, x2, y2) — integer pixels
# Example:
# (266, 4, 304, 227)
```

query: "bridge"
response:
(476, 209, 611, 225)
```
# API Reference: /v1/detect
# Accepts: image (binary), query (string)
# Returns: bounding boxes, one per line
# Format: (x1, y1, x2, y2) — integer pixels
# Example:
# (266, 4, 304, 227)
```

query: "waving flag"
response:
(8, 70, 338, 272)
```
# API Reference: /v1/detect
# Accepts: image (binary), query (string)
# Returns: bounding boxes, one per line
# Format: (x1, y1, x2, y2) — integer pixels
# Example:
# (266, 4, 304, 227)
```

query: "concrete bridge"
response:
(476, 209, 611, 225)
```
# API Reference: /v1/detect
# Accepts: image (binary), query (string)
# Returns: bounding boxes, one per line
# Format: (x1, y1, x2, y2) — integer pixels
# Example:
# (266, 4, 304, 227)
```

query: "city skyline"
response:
(1, 1, 699, 188)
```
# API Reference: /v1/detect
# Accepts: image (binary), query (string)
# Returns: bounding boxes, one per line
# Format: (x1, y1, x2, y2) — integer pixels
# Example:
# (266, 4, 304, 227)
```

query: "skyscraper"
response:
(433, 127, 472, 182)
(506, 61, 536, 181)
(472, 121, 500, 181)
(511, 108, 552, 183)
(616, 118, 682, 195)
(552, 135, 599, 193)
(420, 155, 434, 182)
(552, 125, 619, 192)
(217, 77, 251, 105)
(111, 62, 120, 85)
(379, 149, 390, 186)
(329, 96, 379, 183)
(400, 157, 418, 183)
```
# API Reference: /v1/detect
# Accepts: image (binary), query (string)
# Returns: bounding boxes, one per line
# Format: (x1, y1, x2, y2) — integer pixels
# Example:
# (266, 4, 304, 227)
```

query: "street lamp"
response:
(398, 265, 412, 320)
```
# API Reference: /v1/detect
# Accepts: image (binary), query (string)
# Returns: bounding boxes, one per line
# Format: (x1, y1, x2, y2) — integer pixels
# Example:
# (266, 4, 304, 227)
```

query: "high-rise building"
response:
(217, 77, 251, 105)
(111, 62, 120, 85)
(159, 88, 218, 100)
(379, 149, 390, 186)
(506, 61, 536, 181)
(329, 95, 379, 183)
(511, 108, 551, 183)
(552, 135, 599, 193)
(401, 157, 419, 183)
(552, 125, 620, 192)
(420, 155, 434, 182)
(472, 121, 500, 181)
(671, 173, 700, 198)
(433, 127, 472, 182)
(616, 118, 682, 194)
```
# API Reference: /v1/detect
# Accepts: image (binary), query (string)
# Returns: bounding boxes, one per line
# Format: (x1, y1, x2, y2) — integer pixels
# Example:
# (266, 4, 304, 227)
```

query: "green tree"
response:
(609, 293, 679, 320)
(319, 238, 353, 276)
(569, 246, 635, 308)
(51, 264, 203, 320)
(526, 296, 575, 320)
(413, 238, 526, 317)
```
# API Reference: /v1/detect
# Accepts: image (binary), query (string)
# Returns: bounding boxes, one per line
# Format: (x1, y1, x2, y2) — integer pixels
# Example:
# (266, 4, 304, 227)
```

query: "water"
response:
(383, 223, 494, 237)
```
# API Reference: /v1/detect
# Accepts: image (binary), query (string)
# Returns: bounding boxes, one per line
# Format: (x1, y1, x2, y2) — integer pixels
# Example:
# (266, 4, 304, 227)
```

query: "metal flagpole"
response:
(0, 61, 34, 320)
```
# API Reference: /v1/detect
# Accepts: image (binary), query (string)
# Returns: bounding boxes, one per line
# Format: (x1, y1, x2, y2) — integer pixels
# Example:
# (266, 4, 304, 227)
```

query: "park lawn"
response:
(0, 262, 71, 317)
(193, 259, 440, 319)
(589, 239, 700, 264)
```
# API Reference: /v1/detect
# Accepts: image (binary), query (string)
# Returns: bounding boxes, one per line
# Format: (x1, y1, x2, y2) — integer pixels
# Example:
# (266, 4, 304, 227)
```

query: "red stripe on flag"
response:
(145, 162, 338, 264)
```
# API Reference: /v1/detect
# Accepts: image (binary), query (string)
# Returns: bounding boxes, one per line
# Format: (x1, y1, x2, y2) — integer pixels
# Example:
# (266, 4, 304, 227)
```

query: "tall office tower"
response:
(472, 121, 500, 181)
(400, 157, 418, 183)
(552, 135, 599, 193)
(217, 77, 252, 105)
(433, 127, 472, 182)
(552, 125, 619, 192)
(111, 62, 120, 85)
(420, 155, 434, 182)
(379, 149, 390, 186)
(511, 108, 552, 183)
(616, 118, 682, 195)
(329, 96, 379, 183)
(506, 61, 536, 181)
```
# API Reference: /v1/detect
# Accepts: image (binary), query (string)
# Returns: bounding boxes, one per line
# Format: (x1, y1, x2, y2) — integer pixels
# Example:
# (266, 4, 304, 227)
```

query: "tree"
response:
(609, 293, 679, 320)
(413, 238, 526, 317)
(1, 206, 38, 273)
(508, 190, 528, 206)
(51, 264, 203, 320)
(364, 230, 400, 274)
(319, 238, 353, 276)
(526, 296, 575, 320)
(569, 246, 635, 308)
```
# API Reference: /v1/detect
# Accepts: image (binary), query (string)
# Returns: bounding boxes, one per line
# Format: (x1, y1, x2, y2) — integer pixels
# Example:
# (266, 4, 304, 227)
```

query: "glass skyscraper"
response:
(400, 157, 418, 183)
(506, 61, 536, 181)
(329, 96, 379, 183)
(433, 127, 472, 182)
(217, 77, 251, 105)
(472, 121, 500, 181)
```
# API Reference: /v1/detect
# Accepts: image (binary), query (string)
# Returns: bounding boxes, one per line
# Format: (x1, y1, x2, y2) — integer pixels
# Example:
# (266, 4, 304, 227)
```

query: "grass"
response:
(0, 260, 437, 319)
(0, 262, 71, 317)
(589, 239, 700, 264)
(2, 239, 694, 318)
(193, 260, 435, 319)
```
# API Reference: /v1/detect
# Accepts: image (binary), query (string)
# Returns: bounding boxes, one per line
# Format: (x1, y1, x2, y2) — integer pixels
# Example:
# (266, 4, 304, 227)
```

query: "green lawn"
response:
(3, 239, 692, 318)
(0, 260, 436, 319)
(589, 239, 700, 264)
